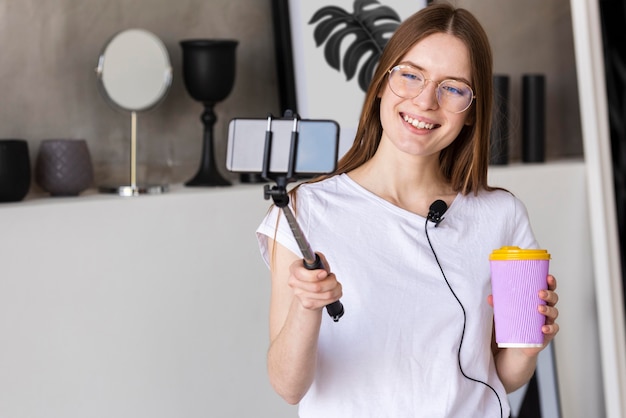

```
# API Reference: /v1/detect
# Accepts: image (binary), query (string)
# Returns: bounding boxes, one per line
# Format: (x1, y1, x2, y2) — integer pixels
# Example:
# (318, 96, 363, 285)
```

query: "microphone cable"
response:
(424, 214, 503, 418)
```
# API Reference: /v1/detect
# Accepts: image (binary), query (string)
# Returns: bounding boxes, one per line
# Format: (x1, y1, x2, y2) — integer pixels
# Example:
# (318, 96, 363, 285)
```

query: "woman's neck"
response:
(347, 149, 456, 217)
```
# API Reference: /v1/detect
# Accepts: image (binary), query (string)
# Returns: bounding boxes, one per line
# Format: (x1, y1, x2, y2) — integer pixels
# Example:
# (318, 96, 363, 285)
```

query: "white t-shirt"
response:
(257, 173, 538, 418)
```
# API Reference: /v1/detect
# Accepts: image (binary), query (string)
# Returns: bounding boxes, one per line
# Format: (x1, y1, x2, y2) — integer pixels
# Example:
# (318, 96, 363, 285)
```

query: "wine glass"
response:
(180, 39, 238, 186)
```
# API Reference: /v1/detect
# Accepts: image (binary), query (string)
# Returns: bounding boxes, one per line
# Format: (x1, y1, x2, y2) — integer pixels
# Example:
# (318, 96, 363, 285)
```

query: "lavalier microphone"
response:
(427, 199, 448, 226)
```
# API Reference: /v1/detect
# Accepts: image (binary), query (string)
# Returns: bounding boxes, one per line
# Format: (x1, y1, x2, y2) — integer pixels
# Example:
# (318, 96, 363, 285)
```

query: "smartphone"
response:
(226, 117, 340, 176)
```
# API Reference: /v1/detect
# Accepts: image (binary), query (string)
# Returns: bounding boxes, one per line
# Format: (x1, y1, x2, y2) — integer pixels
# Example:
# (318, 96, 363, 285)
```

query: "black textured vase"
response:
(522, 74, 546, 163)
(0, 139, 31, 202)
(490, 75, 510, 165)
(180, 39, 238, 186)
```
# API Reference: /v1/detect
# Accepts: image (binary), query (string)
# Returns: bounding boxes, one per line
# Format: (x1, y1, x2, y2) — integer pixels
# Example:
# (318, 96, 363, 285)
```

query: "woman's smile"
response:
(401, 113, 438, 130)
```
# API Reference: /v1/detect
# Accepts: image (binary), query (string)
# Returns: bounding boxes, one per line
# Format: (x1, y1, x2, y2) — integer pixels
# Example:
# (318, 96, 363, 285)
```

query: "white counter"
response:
(0, 160, 602, 417)
(0, 184, 296, 418)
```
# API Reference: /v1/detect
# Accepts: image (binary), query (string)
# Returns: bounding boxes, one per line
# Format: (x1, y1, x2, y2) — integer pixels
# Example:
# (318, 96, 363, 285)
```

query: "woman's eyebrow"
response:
(398, 61, 472, 85)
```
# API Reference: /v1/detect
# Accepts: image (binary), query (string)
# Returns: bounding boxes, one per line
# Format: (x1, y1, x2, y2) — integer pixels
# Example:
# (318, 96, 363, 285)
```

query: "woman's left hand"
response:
(489, 274, 560, 392)
(488, 274, 560, 357)
(523, 274, 560, 356)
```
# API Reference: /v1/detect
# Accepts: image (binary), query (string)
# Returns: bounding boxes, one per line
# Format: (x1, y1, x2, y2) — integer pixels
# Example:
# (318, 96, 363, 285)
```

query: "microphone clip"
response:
(427, 200, 448, 227)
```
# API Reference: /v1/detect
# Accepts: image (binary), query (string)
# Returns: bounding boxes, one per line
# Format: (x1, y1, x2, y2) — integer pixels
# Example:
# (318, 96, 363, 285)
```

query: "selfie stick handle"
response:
(280, 204, 344, 322)
(262, 113, 344, 322)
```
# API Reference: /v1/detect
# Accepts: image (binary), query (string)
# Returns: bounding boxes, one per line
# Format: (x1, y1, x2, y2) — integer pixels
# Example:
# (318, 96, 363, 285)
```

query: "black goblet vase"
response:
(181, 39, 238, 186)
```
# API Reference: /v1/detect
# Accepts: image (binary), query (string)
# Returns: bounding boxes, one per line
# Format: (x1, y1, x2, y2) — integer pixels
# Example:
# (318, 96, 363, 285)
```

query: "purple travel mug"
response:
(490, 246, 551, 347)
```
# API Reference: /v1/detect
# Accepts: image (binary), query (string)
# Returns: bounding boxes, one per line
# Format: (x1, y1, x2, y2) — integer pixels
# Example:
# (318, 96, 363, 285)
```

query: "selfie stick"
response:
(262, 113, 345, 322)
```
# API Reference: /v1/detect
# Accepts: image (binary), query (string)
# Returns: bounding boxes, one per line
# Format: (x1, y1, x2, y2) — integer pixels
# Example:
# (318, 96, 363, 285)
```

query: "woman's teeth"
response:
(403, 115, 435, 130)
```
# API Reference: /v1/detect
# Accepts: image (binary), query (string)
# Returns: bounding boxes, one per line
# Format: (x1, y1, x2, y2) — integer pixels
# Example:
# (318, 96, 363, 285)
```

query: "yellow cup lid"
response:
(489, 246, 551, 260)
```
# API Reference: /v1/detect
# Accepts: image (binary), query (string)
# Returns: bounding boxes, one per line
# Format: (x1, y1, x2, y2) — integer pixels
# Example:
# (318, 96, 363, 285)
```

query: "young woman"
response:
(256, 3, 560, 417)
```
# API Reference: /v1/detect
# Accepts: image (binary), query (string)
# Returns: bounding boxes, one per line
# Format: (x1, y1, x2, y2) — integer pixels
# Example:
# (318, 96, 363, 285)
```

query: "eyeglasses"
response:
(387, 64, 475, 113)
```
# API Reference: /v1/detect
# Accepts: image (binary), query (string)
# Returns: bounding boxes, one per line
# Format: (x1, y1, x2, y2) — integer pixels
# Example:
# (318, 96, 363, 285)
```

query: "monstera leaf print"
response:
(309, 0, 401, 92)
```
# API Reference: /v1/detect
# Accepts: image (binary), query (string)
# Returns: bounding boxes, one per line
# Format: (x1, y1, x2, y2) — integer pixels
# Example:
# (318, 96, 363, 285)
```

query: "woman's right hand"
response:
(287, 252, 343, 312)
(267, 245, 341, 403)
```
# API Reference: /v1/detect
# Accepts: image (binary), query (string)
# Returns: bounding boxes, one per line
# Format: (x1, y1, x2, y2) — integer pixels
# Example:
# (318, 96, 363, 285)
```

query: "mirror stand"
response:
(99, 111, 168, 196)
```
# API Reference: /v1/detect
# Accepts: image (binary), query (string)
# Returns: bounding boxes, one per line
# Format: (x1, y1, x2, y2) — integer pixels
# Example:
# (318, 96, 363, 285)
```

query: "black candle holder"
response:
(0, 139, 31, 202)
(180, 39, 238, 187)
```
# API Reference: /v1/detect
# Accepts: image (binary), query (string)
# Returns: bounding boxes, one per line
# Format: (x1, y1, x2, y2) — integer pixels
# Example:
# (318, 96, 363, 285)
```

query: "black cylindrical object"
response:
(490, 75, 510, 165)
(522, 74, 546, 163)
(0, 139, 31, 202)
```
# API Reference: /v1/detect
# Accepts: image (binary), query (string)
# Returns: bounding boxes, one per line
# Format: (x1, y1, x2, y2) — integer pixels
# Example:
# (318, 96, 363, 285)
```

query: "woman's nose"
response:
(412, 80, 439, 110)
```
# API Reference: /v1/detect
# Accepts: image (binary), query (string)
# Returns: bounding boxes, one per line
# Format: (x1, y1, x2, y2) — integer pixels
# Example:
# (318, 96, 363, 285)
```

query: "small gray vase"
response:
(35, 139, 94, 196)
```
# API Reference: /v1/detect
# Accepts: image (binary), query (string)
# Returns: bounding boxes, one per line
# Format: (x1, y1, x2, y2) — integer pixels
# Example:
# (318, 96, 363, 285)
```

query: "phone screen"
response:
(226, 118, 339, 176)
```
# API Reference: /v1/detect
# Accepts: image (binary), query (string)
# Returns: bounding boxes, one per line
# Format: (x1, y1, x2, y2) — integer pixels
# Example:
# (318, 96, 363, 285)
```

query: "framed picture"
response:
(272, 0, 428, 157)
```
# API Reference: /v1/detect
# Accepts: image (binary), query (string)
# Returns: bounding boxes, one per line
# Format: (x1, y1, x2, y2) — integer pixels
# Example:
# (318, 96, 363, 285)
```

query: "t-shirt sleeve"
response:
(256, 202, 303, 269)
(510, 195, 540, 249)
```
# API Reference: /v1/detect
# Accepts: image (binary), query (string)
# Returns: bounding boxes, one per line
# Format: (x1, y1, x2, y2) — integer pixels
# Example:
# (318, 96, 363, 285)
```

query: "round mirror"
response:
(96, 28, 172, 196)
(97, 28, 172, 111)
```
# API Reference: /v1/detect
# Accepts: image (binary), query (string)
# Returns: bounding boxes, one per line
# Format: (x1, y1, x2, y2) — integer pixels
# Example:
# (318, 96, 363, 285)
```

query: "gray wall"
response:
(464, 0, 581, 162)
(0, 0, 282, 190)
(0, 0, 580, 195)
